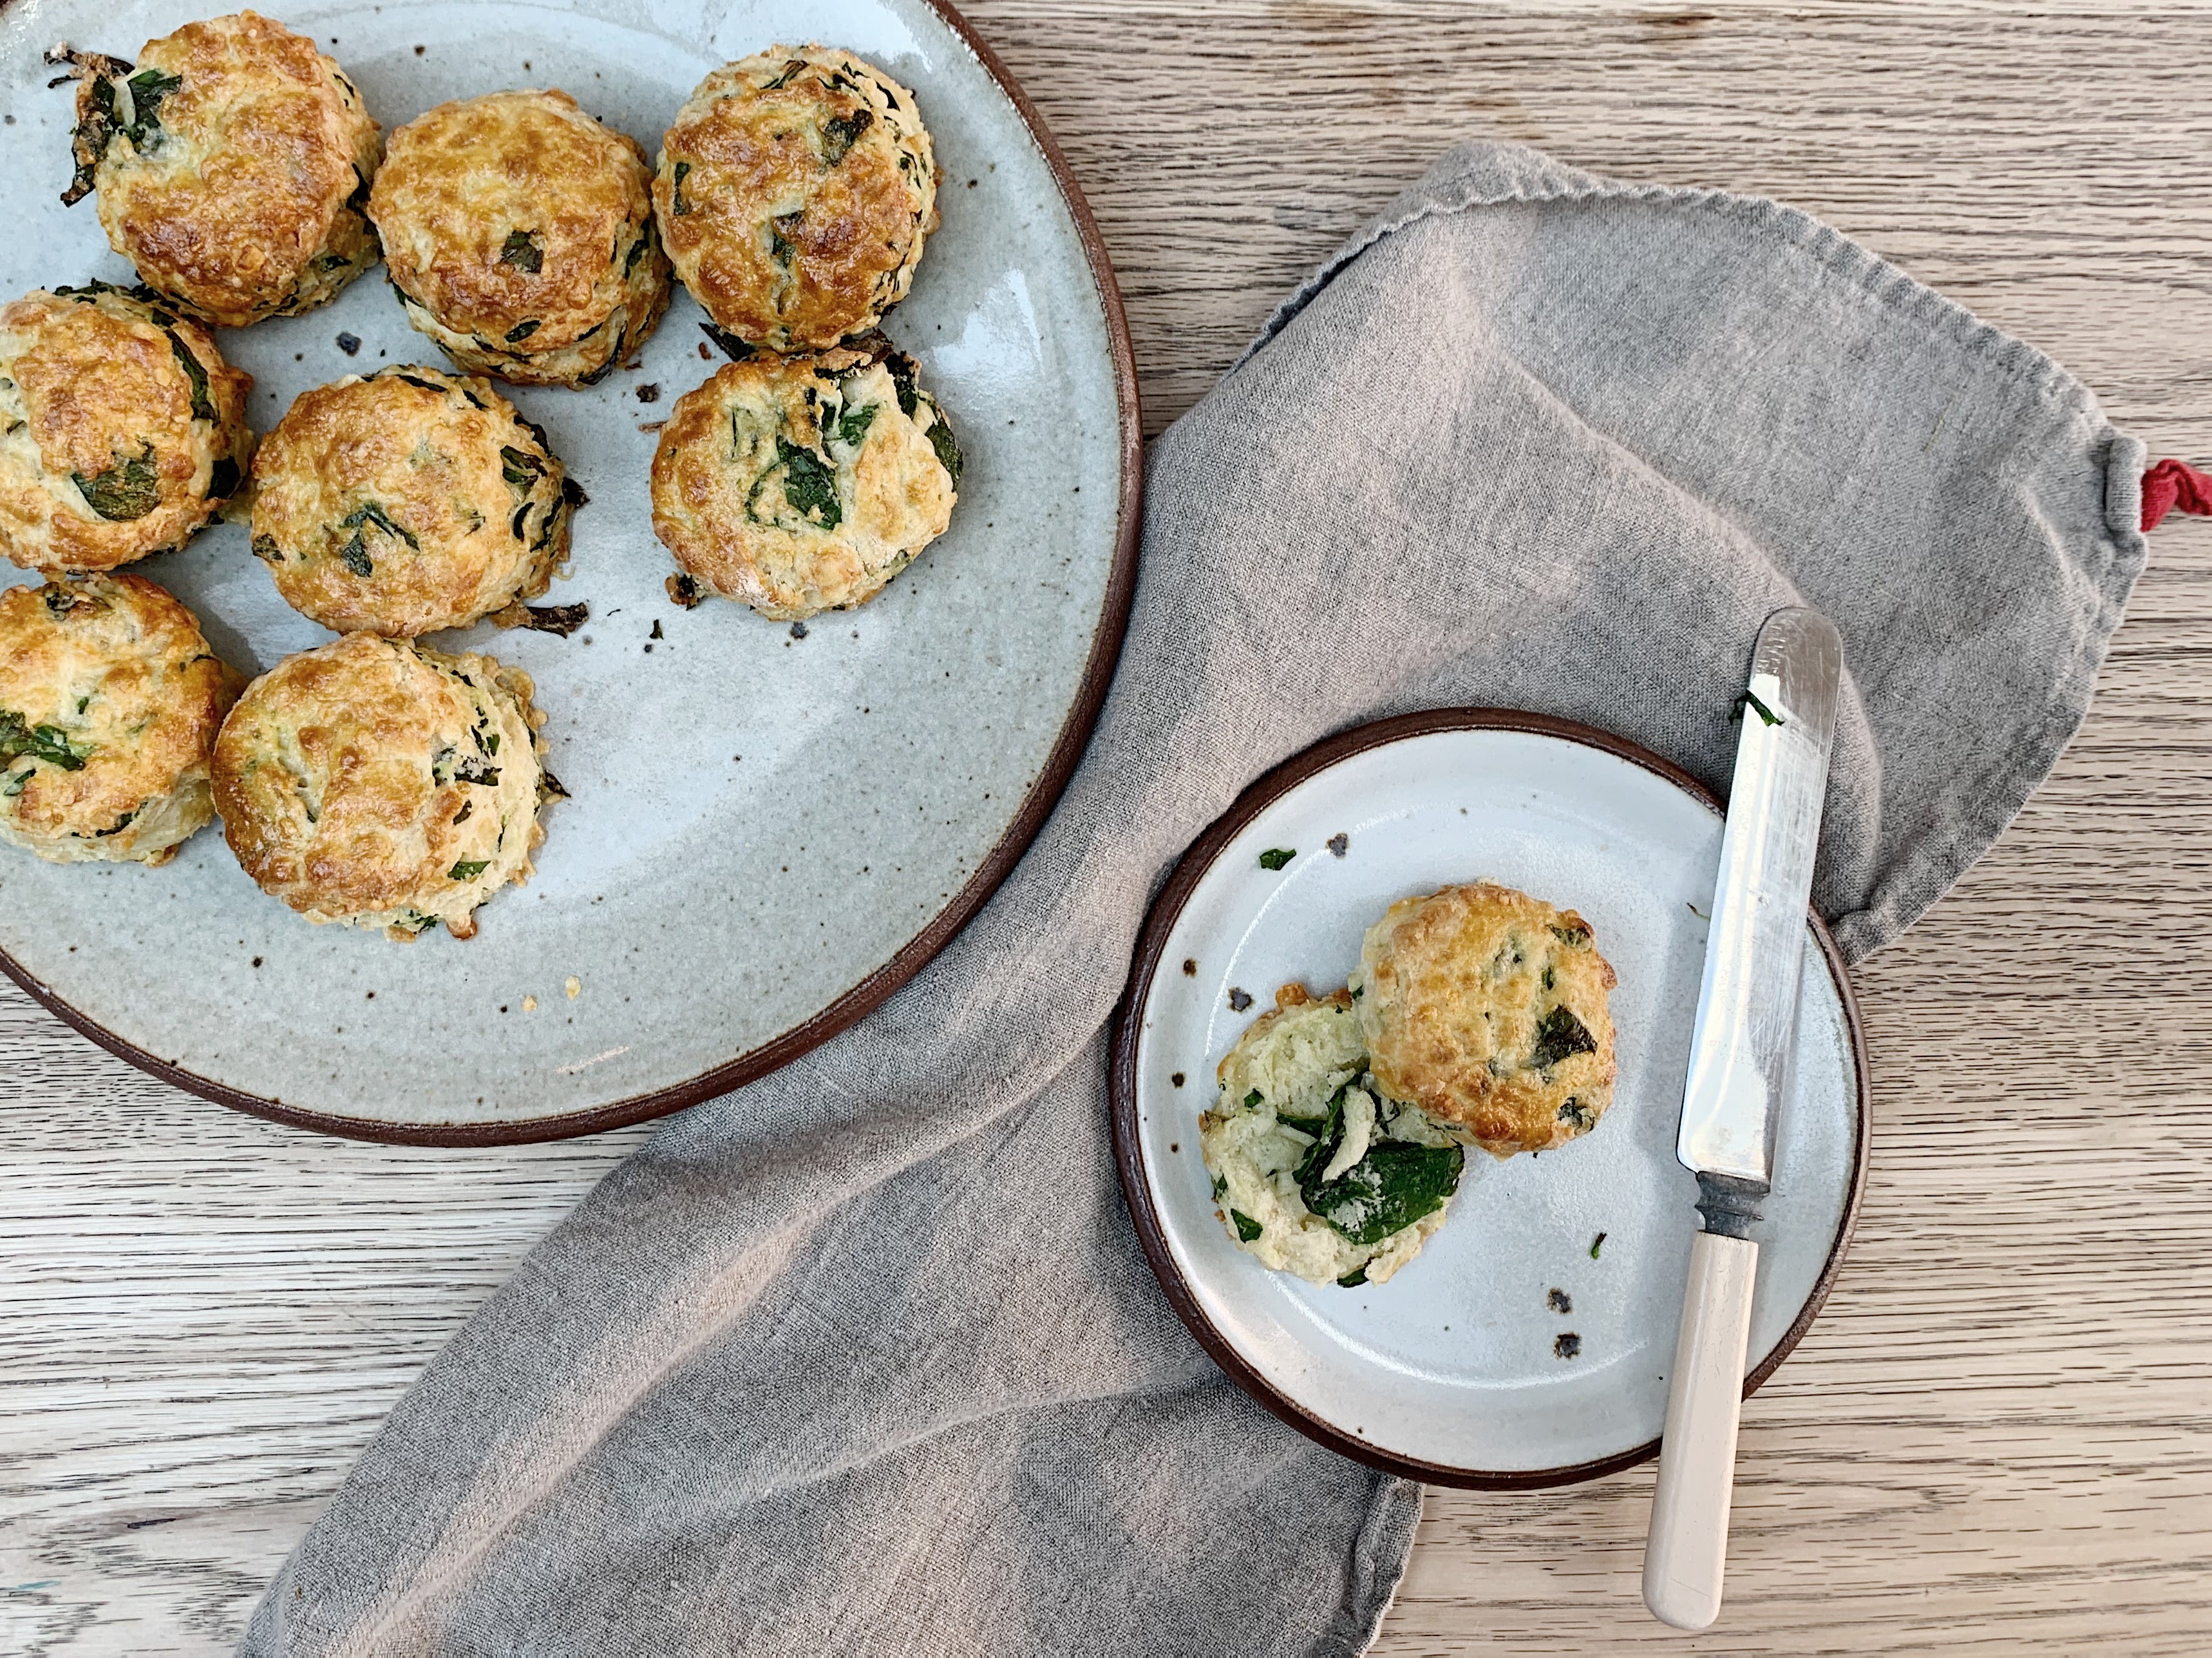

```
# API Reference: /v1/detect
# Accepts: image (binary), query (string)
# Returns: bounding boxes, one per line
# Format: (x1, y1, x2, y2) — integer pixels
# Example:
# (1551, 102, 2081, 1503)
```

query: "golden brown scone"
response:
(213, 634, 553, 940)
(372, 90, 672, 386)
(0, 285, 252, 575)
(250, 366, 582, 636)
(654, 45, 938, 351)
(1353, 882, 1620, 1158)
(0, 575, 240, 866)
(650, 338, 958, 620)
(53, 13, 383, 327)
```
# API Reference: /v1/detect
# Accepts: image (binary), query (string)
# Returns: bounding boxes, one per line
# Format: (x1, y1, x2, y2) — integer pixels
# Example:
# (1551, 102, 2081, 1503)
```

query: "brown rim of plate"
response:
(0, 0, 1145, 1148)
(1108, 705, 1871, 1491)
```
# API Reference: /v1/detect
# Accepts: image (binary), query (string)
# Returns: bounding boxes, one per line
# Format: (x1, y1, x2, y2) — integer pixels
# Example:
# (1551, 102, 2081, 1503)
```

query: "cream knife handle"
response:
(1643, 1229, 1759, 1632)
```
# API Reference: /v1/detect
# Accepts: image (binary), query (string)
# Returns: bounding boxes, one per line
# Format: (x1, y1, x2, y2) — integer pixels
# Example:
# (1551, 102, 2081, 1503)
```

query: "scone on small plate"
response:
(654, 45, 938, 351)
(0, 574, 240, 866)
(212, 633, 555, 940)
(53, 12, 383, 327)
(251, 366, 581, 636)
(371, 90, 672, 387)
(1200, 985, 1466, 1288)
(0, 285, 254, 576)
(651, 337, 959, 620)
(1354, 881, 1620, 1158)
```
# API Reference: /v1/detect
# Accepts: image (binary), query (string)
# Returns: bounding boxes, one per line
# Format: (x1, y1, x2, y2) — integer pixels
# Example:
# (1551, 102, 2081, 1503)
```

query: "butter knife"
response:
(1642, 606, 1843, 1632)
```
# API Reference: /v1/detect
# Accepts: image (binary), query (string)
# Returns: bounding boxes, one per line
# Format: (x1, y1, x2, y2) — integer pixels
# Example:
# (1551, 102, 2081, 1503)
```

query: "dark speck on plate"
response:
(1547, 1288, 1571, 1314)
(789, 621, 808, 639)
(636, 383, 660, 403)
(1227, 987, 1251, 1013)
(251, 957, 262, 967)
(1328, 832, 1348, 857)
(1554, 1332, 1582, 1359)
(336, 332, 361, 356)
(1169, 1142, 1178, 1153)
(649, 619, 663, 640)
(697, 341, 712, 359)
(1182, 958, 1196, 976)
(1171, 1071, 1184, 1088)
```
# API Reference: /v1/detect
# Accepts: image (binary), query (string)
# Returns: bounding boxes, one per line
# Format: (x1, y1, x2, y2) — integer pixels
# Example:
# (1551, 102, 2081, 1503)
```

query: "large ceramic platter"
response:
(1111, 710, 1866, 1486)
(0, 0, 1138, 1139)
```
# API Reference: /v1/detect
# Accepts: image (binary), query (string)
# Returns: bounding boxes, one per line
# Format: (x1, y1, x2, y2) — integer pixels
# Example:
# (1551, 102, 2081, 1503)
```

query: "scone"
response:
(250, 366, 581, 636)
(53, 12, 383, 327)
(212, 633, 552, 940)
(0, 285, 253, 574)
(372, 90, 672, 386)
(650, 338, 959, 620)
(1199, 985, 1466, 1288)
(1353, 882, 1620, 1158)
(0, 575, 240, 866)
(654, 45, 938, 351)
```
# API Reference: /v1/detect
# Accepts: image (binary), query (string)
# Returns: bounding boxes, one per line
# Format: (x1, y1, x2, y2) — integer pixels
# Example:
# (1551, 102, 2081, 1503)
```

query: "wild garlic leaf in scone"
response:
(211, 634, 554, 941)
(654, 44, 939, 352)
(0, 286, 253, 575)
(52, 14, 384, 327)
(0, 575, 240, 866)
(1353, 881, 1620, 1158)
(650, 338, 958, 620)
(371, 90, 672, 387)
(1198, 984, 1466, 1288)
(251, 367, 581, 636)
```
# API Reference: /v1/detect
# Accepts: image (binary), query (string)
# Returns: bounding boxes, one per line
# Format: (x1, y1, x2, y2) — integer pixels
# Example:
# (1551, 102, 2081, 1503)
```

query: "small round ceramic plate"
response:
(1111, 710, 1867, 1487)
(0, 0, 1137, 1140)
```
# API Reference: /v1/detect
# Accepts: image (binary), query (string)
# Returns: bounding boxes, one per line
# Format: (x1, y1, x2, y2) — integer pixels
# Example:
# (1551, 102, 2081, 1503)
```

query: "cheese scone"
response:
(372, 90, 672, 386)
(650, 338, 959, 620)
(251, 366, 581, 636)
(654, 45, 938, 351)
(1353, 882, 1620, 1158)
(1199, 985, 1466, 1288)
(0, 285, 252, 574)
(0, 575, 240, 866)
(54, 12, 383, 327)
(213, 634, 552, 940)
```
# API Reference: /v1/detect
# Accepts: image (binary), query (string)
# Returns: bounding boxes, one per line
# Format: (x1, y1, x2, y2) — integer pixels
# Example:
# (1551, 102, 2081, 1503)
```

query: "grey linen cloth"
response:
(244, 142, 2146, 1655)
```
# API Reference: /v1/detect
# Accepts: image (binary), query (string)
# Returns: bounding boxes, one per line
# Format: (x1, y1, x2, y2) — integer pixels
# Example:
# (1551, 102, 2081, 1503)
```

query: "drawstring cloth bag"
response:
(244, 140, 2170, 1656)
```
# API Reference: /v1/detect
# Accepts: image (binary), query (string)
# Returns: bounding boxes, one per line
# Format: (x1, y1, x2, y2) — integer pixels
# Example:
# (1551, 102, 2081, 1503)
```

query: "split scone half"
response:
(54, 12, 383, 327)
(654, 44, 938, 351)
(0, 285, 252, 575)
(1353, 882, 1620, 1158)
(0, 575, 240, 866)
(371, 90, 672, 387)
(213, 634, 554, 940)
(251, 366, 581, 636)
(651, 338, 959, 620)
(1200, 985, 1466, 1288)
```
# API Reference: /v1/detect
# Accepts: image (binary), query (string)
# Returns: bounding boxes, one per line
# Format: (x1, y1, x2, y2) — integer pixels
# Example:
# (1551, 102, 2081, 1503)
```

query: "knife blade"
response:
(1643, 605, 1843, 1634)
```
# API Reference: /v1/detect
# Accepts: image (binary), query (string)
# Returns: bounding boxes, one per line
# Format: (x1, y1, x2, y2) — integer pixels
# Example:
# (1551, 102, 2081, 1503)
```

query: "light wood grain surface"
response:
(7, 2, 2212, 1652)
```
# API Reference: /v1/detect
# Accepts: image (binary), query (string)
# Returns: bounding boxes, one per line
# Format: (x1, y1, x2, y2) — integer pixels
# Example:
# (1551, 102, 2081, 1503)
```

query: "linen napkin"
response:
(242, 140, 2147, 1655)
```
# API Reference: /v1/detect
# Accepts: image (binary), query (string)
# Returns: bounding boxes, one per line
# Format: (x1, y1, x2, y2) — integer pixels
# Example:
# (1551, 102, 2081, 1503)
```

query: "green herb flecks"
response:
(699, 321, 755, 362)
(165, 330, 216, 421)
(1231, 1210, 1263, 1244)
(499, 229, 544, 274)
(1242, 1089, 1263, 1109)
(833, 402, 877, 449)
(768, 216, 800, 269)
(1336, 1267, 1368, 1288)
(1, 765, 31, 797)
(1258, 848, 1295, 871)
(760, 59, 807, 90)
(623, 229, 650, 275)
(924, 405, 963, 488)
(884, 350, 921, 417)
(43, 583, 106, 620)
(448, 859, 489, 882)
(770, 437, 842, 529)
(0, 710, 90, 772)
(431, 745, 500, 788)
(500, 446, 548, 490)
(48, 46, 135, 205)
(670, 160, 693, 215)
(504, 319, 541, 345)
(452, 799, 473, 825)
(91, 808, 137, 837)
(1211, 1172, 1226, 1199)
(251, 533, 282, 564)
(121, 68, 182, 149)
(820, 106, 873, 166)
(1590, 1231, 1607, 1260)
(1731, 688, 1783, 727)
(1558, 1098, 1599, 1133)
(332, 502, 418, 577)
(1549, 922, 1591, 948)
(1291, 1086, 1464, 1246)
(1530, 1005, 1597, 1071)
(73, 446, 160, 521)
(207, 456, 240, 500)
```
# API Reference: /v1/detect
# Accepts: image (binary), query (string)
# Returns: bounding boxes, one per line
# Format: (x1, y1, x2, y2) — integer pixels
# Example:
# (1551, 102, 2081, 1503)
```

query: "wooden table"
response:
(7, 3, 2211, 1652)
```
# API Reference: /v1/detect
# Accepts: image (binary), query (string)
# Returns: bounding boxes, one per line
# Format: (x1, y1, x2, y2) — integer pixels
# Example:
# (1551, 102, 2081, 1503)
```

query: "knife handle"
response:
(1643, 1229, 1759, 1632)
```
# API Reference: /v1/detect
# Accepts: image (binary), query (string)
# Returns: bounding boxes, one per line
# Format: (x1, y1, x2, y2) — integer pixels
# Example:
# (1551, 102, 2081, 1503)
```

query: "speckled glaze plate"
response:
(0, 0, 1137, 1140)
(1111, 710, 1866, 1487)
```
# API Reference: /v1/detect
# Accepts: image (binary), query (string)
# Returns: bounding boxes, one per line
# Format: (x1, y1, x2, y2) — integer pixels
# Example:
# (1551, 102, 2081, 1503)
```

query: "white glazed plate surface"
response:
(0, 0, 1131, 1136)
(1119, 717, 1864, 1483)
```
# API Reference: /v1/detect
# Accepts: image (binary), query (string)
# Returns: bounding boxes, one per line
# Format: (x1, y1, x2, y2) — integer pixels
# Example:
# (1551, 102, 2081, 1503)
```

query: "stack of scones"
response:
(1, 12, 960, 940)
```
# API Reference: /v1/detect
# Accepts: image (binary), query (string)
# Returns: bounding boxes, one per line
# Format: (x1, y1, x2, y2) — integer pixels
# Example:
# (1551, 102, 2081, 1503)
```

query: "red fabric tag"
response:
(2142, 459, 2212, 531)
